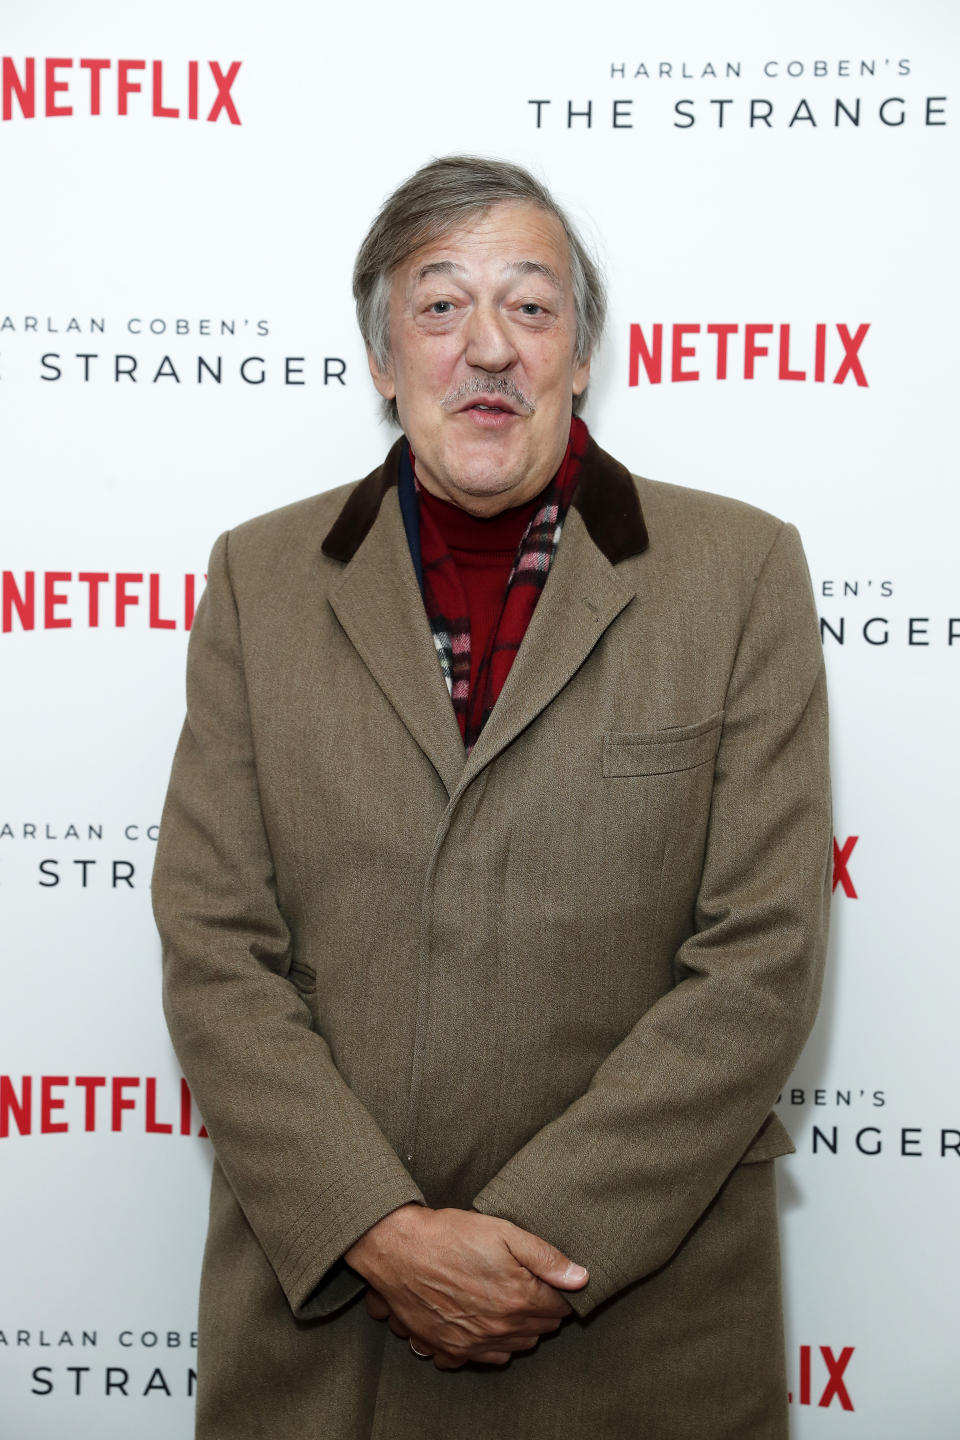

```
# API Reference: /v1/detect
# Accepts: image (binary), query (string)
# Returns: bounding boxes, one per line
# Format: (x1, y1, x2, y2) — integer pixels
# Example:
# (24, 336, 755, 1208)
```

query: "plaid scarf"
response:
(414, 416, 589, 753)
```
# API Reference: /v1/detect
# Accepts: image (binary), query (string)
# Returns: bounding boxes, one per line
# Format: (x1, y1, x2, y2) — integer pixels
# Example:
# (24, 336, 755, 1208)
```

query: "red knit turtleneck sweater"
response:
(415, 481, 542, 701)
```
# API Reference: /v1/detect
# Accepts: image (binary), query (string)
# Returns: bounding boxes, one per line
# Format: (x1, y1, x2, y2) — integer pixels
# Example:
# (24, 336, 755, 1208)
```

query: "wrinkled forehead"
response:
(392, 201, 573, 296)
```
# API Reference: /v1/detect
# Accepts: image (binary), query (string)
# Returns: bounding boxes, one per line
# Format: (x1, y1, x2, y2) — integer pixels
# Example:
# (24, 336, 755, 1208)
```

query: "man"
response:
(153, 155, 832, 1439)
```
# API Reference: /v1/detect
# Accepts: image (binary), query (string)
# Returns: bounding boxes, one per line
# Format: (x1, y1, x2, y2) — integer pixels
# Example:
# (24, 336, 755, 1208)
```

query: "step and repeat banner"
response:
(1, 1, 956, 1435)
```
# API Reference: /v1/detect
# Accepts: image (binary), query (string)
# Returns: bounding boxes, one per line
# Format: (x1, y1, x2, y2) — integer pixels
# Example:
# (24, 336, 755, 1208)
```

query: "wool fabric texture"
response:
(152, 428, 832, 1440)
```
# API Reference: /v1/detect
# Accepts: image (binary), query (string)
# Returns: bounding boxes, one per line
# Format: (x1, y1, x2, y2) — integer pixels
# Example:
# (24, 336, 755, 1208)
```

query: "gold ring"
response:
(409, 1338, 431, 1358)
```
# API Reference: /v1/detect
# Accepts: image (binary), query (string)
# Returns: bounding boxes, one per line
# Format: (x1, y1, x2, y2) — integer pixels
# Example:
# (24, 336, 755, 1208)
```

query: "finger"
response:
(504, 1314, 565, 1337)
(483, 1334, 540, 1355)
(471, 1349, 513, 1366)
(432, 1352, 468, 1370)
(514, 1278, 576, 1318)
(364, 1288, 392, 1321)
(501, 1224, 589, 1291)
(480, 1328, 549, 1352)
(387, 1315, 411, 1340)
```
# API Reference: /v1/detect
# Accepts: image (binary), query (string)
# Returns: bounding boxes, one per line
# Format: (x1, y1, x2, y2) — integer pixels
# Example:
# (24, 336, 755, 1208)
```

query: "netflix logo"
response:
(788, 1345, 855, 1411)
(0, 1074, 207, 1139)
(2, 58, 241, 124)
(628, 323, 869, 386)
(1, 570, 205, 634)
(833, 835, 858, 898)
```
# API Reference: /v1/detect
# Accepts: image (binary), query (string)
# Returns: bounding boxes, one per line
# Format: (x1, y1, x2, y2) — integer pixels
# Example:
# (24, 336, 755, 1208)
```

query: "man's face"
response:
(368, 201, 591, 516)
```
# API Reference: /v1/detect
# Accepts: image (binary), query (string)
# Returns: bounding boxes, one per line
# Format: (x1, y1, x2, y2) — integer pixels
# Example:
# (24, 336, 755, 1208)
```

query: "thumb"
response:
(505, 1225, 589, 1289)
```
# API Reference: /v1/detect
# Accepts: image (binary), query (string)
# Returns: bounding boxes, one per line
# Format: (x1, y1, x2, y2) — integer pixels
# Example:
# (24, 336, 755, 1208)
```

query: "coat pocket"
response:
(602, 711, 724, 777)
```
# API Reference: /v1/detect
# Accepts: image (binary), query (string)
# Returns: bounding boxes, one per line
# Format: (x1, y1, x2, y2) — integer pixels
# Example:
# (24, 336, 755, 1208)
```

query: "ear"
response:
(572, 353, 592, 396)
(367, 346, 396, 401)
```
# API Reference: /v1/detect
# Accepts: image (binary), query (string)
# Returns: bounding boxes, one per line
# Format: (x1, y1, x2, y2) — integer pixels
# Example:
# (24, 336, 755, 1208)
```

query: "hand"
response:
(345, 1203, 588, 1369)
(360, 1283, 480, 1368)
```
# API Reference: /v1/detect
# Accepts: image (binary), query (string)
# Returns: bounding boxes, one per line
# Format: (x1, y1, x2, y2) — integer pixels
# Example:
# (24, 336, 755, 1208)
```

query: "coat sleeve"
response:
(152, 529, 426, 1320)
(470, 520, 832, 1317)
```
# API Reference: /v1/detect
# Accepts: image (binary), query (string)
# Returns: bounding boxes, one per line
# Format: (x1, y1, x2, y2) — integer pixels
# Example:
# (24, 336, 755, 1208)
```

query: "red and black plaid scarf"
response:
(415, 416, 589, 753)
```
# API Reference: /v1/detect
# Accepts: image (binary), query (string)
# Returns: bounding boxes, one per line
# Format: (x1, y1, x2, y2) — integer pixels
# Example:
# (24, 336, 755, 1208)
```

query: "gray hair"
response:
(353, 155, 606, 426)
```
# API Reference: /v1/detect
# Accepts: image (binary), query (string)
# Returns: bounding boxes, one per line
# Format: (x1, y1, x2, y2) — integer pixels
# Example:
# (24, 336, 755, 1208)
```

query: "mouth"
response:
(456, 396, 523, 418)
(455, 399, 523, 429)
(457, 394, 518, 411)
(442, 378, 534, 427)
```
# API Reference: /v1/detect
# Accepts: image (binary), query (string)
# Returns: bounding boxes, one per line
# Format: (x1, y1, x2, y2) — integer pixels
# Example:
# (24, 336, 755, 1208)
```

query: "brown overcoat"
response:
(152, 432, 832, 1440)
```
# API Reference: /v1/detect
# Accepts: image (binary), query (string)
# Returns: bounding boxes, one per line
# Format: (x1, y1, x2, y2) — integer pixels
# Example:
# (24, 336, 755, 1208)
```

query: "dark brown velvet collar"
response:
(320, 430, 649, 566)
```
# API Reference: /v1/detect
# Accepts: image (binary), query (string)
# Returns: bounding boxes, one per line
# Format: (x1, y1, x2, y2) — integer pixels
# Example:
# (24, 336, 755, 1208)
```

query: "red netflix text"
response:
(0, 1075, 207, 1138)
(2, 58, 241, 124)
(628, 323, 869, 386)
(2, 571, 205, 634)
(788, 1344, 855, 1411)
(833, 835, 858, 898)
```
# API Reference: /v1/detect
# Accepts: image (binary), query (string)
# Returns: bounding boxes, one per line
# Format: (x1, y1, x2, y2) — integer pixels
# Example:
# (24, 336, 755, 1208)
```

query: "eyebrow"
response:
(411, 259, 564, 290)
(508, 259, 563, 289)
(412, 261, 465, 286)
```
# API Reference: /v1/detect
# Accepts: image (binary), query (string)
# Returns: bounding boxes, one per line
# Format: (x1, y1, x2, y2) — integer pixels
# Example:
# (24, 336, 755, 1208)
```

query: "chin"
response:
(451, 468, 525, 497)
(445, 444, 527, 488)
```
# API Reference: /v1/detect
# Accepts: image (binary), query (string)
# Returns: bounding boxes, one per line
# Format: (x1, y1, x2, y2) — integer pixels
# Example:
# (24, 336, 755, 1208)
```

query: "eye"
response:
(428, 301, 454, 314)
(519, 303, 544, 315)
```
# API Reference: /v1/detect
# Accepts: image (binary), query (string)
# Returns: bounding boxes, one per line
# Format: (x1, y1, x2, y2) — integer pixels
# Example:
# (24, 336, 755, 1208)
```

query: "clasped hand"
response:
(344, 1202, 588, 1370)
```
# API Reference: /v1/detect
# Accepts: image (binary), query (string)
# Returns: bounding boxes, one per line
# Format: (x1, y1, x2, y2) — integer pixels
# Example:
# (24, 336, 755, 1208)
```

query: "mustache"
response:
(441, 375, 536, 413)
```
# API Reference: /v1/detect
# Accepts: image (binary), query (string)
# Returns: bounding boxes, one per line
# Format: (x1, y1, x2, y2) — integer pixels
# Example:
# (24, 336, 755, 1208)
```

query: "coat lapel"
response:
(458, 504, 638, 788)
(322, 431, 649, 798)
(326, 448, 467, 797)
(458, 433, 648, 786)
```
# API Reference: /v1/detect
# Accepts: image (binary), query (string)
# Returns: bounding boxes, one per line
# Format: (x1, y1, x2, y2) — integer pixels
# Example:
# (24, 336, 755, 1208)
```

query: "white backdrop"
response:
(1, 1, 957, 1434)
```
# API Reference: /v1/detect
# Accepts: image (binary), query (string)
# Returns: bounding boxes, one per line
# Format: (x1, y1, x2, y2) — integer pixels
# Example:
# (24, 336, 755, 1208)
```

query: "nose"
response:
(463, 302, 518, 373)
